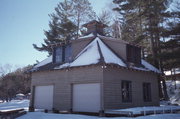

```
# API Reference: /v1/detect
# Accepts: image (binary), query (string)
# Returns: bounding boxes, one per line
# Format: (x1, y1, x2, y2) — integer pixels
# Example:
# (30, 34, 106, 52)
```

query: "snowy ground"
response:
(166, 80, 180, 105)
(0, 99, 179, 119)
(1, 81, 180, 119)
(16, 112, 180, 119)
(0, 99, 29, 111)
(107, 106, 180, 115)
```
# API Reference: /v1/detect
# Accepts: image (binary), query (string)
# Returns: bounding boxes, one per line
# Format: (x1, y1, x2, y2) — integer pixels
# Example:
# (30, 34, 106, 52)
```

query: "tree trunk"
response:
(158, 76, 163, 100)
(161, 76, 169, 100)
(76, 12, 80, 39)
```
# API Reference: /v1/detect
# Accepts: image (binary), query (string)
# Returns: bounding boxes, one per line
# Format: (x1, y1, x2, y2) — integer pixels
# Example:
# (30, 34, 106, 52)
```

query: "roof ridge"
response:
(96, 40, 105, 63)
(73, 37, 97, 61)
(97, 37, 127, 67)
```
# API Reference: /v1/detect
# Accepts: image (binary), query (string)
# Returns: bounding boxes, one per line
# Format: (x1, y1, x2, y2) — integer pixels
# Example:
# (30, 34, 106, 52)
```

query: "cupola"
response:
(82, 20, 107, 36)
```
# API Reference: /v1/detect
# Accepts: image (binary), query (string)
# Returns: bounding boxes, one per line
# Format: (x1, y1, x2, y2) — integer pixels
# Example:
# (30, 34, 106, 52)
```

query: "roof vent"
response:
(82, 20, 107, 36)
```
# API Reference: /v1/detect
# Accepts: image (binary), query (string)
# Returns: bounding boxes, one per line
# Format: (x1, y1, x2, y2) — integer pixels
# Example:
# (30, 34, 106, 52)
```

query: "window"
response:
(55, 47, 63, 63)
(143, 83, 151, 102)
(65, 45, 72, 62)
(126, 44, 141, 64)
(53, 44, 72, 63)
(122, 80, 132, 102)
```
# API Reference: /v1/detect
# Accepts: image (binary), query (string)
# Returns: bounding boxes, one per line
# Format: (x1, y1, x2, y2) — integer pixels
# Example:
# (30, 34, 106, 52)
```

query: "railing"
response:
(0, 108, 26, 119)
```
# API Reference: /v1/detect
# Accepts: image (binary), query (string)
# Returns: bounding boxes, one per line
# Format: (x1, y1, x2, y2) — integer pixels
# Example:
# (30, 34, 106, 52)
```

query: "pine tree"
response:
(71, 0, 96, 38)
(160, 4, 180, 71)
(33, 0, 76, 54)
(113, 0, 149, 54)
(97, 10, 112, 37)
(113, 0, 172, 100)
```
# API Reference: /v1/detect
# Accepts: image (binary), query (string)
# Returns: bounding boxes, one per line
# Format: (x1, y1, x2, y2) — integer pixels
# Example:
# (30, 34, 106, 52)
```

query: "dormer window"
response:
(126, 44, 141, 65)
(53, 44, 72, 63)
(55, 47, 63, 63)
(65, 45, 72, 62)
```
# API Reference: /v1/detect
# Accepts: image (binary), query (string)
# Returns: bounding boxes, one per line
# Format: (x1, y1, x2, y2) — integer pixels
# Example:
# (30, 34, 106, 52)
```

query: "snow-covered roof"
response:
(32, 35, 161, 74)
(31, 56, 52, 71)
(78, 33, 95, 39)
(55, 37, 126, 69)
(34, 56, 52, 68)
(141, 59, 161, 73)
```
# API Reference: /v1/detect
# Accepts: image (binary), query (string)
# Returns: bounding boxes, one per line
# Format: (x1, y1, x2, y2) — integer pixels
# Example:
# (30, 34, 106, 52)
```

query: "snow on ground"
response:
(0, 99, 179, 119)
(166, 80, 180, 105)
(0, 99, 29, 111)
(107, 106, 180, 115)
(17, 112, 180, 119)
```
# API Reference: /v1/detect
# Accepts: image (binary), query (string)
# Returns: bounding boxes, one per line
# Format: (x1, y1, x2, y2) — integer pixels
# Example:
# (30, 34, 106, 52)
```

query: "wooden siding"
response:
(103, 66, 159, 110)
(30, 65, 160, 111)
(30, 66, 103, 111)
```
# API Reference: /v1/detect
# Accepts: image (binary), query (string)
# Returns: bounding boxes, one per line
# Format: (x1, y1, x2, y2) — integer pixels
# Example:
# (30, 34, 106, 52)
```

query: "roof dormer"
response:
(82, 20, 107, 36)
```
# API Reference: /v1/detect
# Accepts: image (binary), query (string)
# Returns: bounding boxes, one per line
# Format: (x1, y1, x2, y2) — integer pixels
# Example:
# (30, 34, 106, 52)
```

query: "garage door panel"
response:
(34, 85, 54, 110)
(73, 83, 100, 112)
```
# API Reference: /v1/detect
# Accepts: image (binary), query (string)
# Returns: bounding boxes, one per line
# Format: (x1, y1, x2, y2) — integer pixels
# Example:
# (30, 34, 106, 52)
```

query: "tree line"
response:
(0, 65, 32, 102)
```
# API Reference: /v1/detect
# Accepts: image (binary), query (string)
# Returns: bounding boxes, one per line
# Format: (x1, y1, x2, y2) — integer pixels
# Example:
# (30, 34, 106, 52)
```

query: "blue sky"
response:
(0, 0, 110, 67)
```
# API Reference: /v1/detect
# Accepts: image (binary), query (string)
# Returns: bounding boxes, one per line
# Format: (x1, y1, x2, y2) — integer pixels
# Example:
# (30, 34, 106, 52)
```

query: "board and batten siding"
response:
(30, 66, 103, 111)
(103, 66, 159, 110)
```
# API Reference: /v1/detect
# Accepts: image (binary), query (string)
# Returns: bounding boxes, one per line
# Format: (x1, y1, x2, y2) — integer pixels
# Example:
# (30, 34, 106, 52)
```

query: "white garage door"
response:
(73, 83, 101, 112)
(34, 85, 54, 110)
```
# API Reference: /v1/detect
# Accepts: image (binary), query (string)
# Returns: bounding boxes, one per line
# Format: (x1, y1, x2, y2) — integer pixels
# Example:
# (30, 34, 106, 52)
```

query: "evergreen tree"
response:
(33, 0, 76, 54)
(71, 0, 96, 38)
(160, 3, 180, 71)
(113, 0, 172, 100)
(113, 0, 144, 42)
(113, 0, 171, 68)
(98, 10, 112, 37)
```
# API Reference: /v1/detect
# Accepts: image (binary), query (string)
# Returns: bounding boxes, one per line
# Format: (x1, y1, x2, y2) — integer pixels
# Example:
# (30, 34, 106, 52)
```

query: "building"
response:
(29, 20, 160, 113)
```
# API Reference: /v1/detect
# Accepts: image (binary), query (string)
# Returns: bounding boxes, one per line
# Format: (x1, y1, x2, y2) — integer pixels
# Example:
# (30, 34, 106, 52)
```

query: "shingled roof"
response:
(31, 33, 161, 73)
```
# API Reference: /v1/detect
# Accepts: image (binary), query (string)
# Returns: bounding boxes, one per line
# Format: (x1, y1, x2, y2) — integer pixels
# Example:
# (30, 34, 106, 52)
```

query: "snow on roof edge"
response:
(96, 37, 127, 67)
(141, 59, 161, 73)
(78, 33, 95, 39)
(33, 56, 52, 69)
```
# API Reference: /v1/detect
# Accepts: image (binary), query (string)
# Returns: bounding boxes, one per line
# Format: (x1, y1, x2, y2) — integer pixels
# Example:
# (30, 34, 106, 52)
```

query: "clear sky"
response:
(0, 0, 110, 67)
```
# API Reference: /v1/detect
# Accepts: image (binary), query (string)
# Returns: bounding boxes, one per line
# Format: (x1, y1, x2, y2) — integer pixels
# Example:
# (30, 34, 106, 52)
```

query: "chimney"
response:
(82, 20, 107, 36)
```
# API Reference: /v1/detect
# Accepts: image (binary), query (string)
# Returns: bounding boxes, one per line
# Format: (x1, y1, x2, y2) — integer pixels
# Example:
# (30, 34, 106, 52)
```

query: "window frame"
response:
(143, 82, 152, 102)
(54, 47, 63, 63)
(126, 44, 141, 64)
(53, 44, 72, 64)
(64, 44, 72, 62)
(121, 80, 132, 103)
